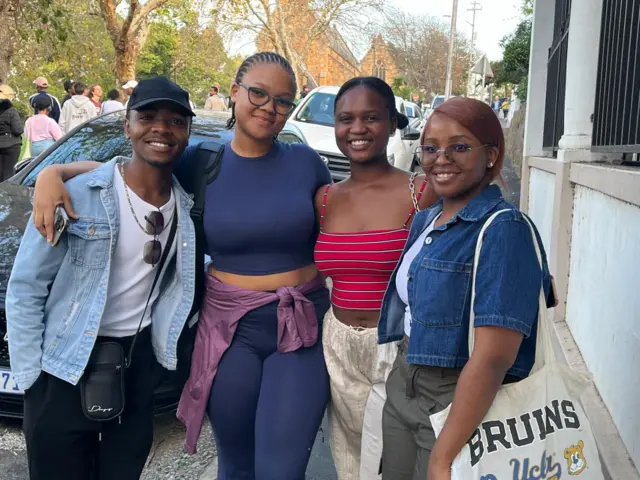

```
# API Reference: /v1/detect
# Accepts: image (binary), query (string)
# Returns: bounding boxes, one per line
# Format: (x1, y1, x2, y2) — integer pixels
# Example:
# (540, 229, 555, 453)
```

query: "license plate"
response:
(0, 369, 23, 395)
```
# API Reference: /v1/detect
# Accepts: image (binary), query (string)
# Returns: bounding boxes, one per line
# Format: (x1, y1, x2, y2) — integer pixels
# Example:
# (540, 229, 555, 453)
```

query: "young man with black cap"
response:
(6, 77, 197, 480)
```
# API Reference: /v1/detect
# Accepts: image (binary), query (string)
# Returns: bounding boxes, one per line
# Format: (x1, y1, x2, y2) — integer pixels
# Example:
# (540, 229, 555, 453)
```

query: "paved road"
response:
(0, 413, 337, 479)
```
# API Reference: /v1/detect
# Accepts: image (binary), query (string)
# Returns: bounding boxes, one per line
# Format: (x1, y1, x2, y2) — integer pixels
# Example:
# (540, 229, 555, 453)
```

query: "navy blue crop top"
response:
(201, 141, 331, 275)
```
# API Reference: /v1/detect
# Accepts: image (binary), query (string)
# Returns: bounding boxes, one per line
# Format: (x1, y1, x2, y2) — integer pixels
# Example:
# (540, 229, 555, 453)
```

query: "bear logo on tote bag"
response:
(564, 440, 588, 475)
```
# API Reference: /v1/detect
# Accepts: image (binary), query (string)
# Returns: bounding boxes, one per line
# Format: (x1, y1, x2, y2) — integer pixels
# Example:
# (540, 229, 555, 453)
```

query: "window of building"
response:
(374, 59, 386, 81)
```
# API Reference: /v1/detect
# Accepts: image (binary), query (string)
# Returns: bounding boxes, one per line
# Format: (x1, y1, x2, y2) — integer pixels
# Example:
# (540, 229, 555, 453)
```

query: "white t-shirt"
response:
(99, 162, 177, 337)
(396, 214, 440, 337)
(101, 100, 125, 115)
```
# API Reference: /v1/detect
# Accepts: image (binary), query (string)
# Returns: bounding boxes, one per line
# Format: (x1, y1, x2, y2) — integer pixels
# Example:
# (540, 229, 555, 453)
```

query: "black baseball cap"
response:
(127, 76, 195, 117)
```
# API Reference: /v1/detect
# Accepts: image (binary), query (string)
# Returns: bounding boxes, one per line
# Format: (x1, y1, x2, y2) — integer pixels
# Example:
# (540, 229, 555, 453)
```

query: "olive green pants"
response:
(381, 341, 460, 480)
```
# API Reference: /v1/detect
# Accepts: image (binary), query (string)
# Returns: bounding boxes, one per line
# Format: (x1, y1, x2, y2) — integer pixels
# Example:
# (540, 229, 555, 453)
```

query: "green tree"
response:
(499, 20, 531, 87)
(391, 77, 411, 100)
(99, 0, 175, 84)
(0, 0, 72, 82)
(137, 22, 178, 78)
(488, 0, 532, 102)
(8, 0, 115, 113)
(138, 6, 236, 107)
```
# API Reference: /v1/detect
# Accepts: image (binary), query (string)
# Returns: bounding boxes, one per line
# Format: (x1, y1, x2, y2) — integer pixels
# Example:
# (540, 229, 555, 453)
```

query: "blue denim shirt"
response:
(378, 185, 551, 378)
(6, 158, 197, 390)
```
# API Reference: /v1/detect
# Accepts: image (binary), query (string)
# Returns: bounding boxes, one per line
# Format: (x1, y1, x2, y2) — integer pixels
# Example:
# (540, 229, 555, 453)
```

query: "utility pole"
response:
(444, 0, 459, 99)
(468, 1, 482, 55)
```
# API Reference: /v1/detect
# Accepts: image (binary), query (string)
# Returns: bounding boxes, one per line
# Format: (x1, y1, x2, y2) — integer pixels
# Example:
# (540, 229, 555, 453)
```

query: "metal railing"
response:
(542, 0, 572, 152)
(592, 0, 640, 154)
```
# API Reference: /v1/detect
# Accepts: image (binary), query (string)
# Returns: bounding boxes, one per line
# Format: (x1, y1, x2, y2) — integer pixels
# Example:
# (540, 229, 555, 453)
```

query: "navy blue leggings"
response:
(207, 288, 330, 480)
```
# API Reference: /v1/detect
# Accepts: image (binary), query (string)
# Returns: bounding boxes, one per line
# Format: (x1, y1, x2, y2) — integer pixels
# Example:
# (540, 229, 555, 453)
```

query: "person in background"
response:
(26, 96, 63, 156)
(25, 96, 63, 158)
(314, 77, 438, 479)
(101, 89, 125, 115)
(0, 83, 23, 181)
(204, 85, 227, 112)
(212, 83, 226, 103)
(122, 80, 138, 106)
(502, 98, 510, 120)
(378, 97, 552, 480)
(492, 95, 501, 115)
(29, 77, 61, 123)
(61, 80, 75, 107)
(300, 84, 311, 100)
(87, 84, 103, 115)
(411, 92, 423, 110)
(59, 82, 98, 134)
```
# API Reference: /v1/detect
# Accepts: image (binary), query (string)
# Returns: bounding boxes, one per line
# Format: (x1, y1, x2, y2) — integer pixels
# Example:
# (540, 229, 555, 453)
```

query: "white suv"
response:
(287, 86, 420, 180)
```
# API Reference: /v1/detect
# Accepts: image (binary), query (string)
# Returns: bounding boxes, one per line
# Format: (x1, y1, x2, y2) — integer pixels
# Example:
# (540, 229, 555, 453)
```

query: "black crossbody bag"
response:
(80, 208, 178, 422)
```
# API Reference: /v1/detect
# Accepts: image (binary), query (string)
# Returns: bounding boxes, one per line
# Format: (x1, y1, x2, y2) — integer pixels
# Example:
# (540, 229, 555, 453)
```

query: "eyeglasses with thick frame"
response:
(415, 143, 494, 167)
(237, 83, 297, 116)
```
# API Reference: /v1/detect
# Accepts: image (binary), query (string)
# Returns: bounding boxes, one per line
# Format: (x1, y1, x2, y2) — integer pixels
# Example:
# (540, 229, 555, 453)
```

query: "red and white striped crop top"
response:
(314, 177, 428, 311)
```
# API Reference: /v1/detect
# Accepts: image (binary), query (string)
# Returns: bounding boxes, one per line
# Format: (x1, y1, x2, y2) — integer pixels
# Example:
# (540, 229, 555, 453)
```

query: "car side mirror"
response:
(13, 158, 32, 174)
(402, 127, 421, 141)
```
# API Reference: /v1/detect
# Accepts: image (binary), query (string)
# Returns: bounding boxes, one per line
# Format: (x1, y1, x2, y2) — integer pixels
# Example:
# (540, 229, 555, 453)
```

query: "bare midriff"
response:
(208, 263, 320, 292)
(332, 307, 380, 329)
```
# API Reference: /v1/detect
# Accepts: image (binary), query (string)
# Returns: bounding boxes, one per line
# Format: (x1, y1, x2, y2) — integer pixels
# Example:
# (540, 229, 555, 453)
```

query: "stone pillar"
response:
(557, 0, 604, 152)
(523, 0, 555, 159)
(521, 0, 556, 211)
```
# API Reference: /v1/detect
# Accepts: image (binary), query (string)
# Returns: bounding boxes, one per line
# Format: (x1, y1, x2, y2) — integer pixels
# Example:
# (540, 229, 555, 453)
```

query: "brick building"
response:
(360, 34, 400, 84)
(256, 1, 400, 88)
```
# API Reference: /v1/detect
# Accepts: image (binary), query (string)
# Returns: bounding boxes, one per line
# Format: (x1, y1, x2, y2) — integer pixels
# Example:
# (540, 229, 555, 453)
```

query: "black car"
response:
(0, 110, 308, 418)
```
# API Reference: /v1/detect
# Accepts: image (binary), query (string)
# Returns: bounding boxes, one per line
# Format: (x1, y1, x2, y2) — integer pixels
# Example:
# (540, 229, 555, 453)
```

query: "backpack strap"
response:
(187, 141, 224, 320)
(175, 142, 224, 385)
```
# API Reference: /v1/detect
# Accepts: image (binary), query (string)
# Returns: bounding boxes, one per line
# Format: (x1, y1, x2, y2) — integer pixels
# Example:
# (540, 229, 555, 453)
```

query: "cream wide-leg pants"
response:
(323, 308, 398, 480)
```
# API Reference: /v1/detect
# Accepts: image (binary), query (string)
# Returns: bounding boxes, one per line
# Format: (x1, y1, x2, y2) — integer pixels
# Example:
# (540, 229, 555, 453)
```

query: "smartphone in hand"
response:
(52, 206, 69, 247)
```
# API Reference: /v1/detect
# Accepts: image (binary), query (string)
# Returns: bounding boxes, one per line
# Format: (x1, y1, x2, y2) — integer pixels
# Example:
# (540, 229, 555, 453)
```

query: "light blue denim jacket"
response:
(6, 157, 197, 390)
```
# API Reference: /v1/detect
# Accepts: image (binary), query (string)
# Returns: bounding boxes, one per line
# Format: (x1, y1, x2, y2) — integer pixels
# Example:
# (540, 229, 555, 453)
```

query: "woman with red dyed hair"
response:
(377, 97, 555, 479)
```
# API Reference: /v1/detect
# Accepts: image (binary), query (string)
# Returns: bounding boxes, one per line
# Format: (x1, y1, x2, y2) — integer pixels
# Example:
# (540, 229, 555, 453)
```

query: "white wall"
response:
(566, 185, 640, 468)
(527, 169, 555, 257)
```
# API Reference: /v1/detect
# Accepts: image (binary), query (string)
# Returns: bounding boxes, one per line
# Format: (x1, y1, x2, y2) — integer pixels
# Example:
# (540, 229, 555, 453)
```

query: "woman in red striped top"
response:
(313, 77, 438, 479)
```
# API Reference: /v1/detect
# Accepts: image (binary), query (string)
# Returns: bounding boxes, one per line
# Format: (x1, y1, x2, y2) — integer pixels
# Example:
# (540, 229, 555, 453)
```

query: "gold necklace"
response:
(119, 162, 173, 234)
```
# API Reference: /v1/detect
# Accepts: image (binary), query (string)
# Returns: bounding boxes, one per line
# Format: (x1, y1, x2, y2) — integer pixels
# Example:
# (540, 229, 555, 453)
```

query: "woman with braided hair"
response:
(29, 53, 332, 479)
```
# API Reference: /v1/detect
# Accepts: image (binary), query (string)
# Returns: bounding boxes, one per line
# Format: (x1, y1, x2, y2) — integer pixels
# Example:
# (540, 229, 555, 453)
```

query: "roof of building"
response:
(325, 27, 360, 68)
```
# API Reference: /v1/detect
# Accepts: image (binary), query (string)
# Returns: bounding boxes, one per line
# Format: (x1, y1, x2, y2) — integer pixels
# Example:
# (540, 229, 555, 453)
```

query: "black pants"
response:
(0, 143, 21, 182)
(23, 328, 161, 480)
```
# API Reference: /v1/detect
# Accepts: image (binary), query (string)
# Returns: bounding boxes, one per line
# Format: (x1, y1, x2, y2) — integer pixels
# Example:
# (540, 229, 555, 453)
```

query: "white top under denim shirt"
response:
(396, 214, 440, 336)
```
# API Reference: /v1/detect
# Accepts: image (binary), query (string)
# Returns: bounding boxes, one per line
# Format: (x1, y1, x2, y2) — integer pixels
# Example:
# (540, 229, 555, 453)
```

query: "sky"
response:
(390, 0, 523, 61)
(227, 0, 524, 62)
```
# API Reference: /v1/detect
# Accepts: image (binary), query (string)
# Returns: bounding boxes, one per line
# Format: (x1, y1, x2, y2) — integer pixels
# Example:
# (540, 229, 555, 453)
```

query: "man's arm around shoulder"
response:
(5, 217, 68, 390)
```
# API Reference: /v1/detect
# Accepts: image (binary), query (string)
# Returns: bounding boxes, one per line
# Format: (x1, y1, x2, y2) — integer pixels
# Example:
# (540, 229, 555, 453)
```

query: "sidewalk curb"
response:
(550, 315, 639, 479)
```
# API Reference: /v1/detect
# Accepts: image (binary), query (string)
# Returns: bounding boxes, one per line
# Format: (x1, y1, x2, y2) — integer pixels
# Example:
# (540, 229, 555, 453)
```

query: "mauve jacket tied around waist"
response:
(177, 273, 326, 454)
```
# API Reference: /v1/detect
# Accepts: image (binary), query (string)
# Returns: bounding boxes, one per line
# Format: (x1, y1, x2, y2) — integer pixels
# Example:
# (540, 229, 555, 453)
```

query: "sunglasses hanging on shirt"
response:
(119, 162, 173, 266)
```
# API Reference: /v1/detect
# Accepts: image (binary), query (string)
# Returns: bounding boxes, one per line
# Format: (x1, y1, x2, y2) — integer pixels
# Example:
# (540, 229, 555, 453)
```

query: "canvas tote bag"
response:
(430, 210, 604, 480)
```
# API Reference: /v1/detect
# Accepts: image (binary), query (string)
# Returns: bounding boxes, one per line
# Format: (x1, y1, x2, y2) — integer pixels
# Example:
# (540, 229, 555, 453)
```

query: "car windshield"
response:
(22, 112, 231, 187)
(432, 96, 445, 108)
(295, 92, 336, 127)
